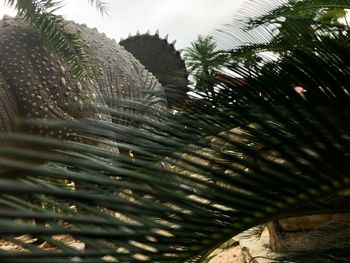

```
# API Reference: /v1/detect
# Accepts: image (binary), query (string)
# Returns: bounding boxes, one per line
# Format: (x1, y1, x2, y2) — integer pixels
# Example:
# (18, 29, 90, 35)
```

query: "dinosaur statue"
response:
(0, 15, 188, 148)
(0, 15, 189, 250)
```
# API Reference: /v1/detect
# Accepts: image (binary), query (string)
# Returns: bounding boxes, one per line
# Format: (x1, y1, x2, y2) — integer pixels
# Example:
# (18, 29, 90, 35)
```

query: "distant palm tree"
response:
(183, 35, 229, 98)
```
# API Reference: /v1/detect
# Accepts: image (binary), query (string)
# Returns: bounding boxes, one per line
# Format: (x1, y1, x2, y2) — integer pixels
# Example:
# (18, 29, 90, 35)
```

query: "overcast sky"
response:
(1, 0, 246, 49)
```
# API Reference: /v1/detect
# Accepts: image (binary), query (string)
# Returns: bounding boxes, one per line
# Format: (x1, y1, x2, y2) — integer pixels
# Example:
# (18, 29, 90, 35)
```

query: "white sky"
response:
(0, 0, 246, 49)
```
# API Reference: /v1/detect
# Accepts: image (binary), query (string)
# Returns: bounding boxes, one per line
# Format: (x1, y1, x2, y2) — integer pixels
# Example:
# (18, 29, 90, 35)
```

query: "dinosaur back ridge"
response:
(120, 31, 189, 106)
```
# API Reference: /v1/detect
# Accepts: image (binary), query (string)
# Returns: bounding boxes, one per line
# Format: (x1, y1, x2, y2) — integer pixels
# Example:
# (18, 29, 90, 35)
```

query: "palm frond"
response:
(245, 0, 350, 28)
(87, 0, 109, 16)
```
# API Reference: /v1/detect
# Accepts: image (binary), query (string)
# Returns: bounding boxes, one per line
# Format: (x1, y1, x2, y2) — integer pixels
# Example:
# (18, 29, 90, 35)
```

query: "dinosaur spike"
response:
(164, 34, 169, 41)
(119, 31, 189, 106)
(137, 30, 140, 36)
(171, 40, 177, 46)
(146, 30, 150, 35)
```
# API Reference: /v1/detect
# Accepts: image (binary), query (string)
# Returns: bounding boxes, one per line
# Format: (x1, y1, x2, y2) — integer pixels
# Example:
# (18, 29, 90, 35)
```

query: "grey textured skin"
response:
(0, 16, 166, 148)
(120, 32, 188, 106)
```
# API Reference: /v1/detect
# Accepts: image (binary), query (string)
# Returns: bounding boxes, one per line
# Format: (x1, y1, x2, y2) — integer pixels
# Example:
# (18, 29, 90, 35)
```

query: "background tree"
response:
(183, 35, 229, 98)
